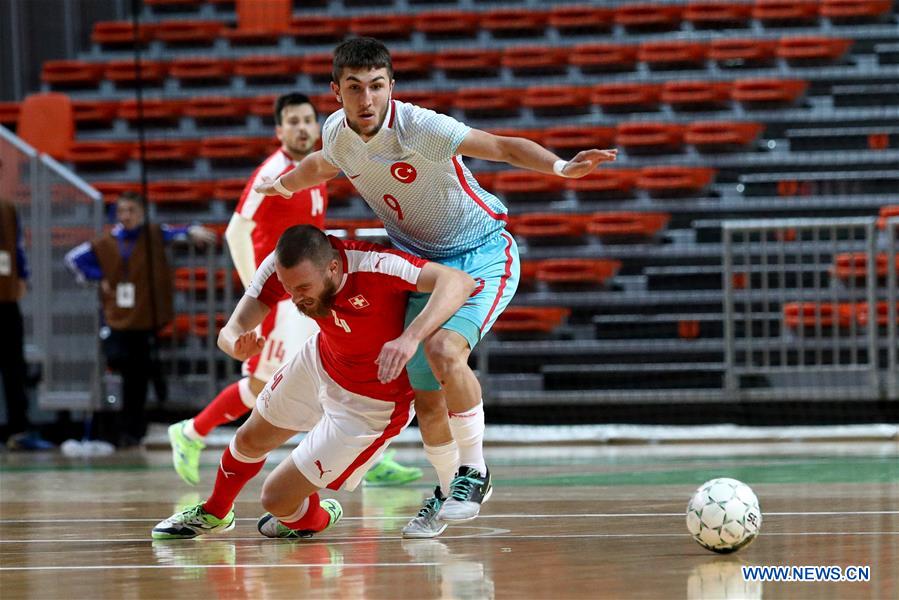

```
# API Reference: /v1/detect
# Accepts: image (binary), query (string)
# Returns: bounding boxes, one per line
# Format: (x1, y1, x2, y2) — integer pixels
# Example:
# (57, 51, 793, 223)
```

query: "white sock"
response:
(424, 440, 460, 495)
(447, 402, 486, 476)
(275, 497, 310, 522)
(238, 377, 257, 409)
(183, 419, 203, 442)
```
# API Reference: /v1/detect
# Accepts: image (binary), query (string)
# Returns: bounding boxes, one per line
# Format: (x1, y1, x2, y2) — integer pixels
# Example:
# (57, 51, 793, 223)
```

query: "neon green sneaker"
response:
(363, 450, 423, 486)
(151, 503, 235, 540)
(257, 499, 343, 539)
(168, 420, 205, 486)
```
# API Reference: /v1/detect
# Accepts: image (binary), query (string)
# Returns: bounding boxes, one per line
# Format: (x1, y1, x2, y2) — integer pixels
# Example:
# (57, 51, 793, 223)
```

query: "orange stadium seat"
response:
(174, 268, 240, 292)
(518, 260, 541, 287)
(638, 40, 708, 69)
(72, 100, 120, 126)
(494, 171, 566, 197)
(326, 178, 357, 203)
(169, 58, 233, 83)
(434, 49, 502, 77)
(136, 140, 200, 164)
(709, 39, 779, 66)
(731, 78, 807, 106)
(66, 141, 134, 167)
(189, 313, 228, 338)
(661, 81, 732, 110)
(565, 169, 640, 199)
(685, 2, 754, 27)
(41, 60, 104, 87)
(535, 258, 621, 287)
(616, 122, 685, 154)
(302, 53, 335, 82)
(878, 206, 899, 230)
(91, 182, 141, 204)
(615, 3, 683, 31)
(223, 0, 291, 45)
(685, 121, 765, 151)
(544, 126, 616, 154)
(549, 5, 614, 34)
(414, 11, 480, 38)
(199, 137, 272, 161)
(311, 93, 341, 115)
(822, 0, 894, 21)
(91, 21, 154, 47)
(213, 179, 248, 202)
(393, 90, 453, 112)
(349, 15, 414, 40)
(249, 95, 278, 119)
(776, 37, 853, 64)
(0, 102, 20, 128)
(454, 87, 521, 116)
(522, 86, 593, 116)
(502, 46, 569, 75)
(853, 302, 899, 328)
(492, 306, 570, 334)
(147, 181, 213, 204)
(832, 253, 899, 280)
(480, 9, 550, 37)
(154, 20, 223, 45)
(570, 43, 639, 73)
(18, 93, 74, 159)
(233, 56, 300, 81)
(507, 213, 588, 240)
(587, 212, 671, 242)
(472, 172, 496, 193)
(637, 166, 716, 196)
(288, 15, 348, 44)
(783, 302, 851, 330)
(752, 0, 820, 24)
(104, 60, 168, 85)
(390, 51, 434, 79)
(183, 96, 249, 121)
(592, 82, 661, 112)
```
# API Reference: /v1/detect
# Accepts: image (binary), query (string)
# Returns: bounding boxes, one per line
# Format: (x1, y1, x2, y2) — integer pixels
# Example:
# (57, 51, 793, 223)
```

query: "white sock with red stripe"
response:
(424, 440, 459, 495)
(447, 402, 486, 476)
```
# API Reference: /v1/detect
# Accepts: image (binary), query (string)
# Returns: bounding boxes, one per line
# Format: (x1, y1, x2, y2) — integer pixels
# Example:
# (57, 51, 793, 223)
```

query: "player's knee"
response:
(259, 480, 292, 516)
(233, 425, 268, 459)
(414, 392, 447, 421)
(424, 335, 468, 376)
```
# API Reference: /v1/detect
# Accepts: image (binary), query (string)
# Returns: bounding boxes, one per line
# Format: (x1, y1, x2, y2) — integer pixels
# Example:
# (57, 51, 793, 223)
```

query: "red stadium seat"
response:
(783, 303, 851, 330)
(302, 53, 335, 82)
(154, 20, 223, 45)
(752, 0, 820, 24)
(822, 0, 893, 21)
(169, 58, 233, 83)
(615, 4, 683, 31)
(878, 206, 899, 230)
(472, 172, 496, 193)
(616, 123, 685, 154)
(311, 93, 342, 115)
(288, 16, 348, 43)
(638, 41, 708, 69)
(349, 15, 414, 40)
(507, 213, 588, 239)
(41, 60, 104, 87)
(564, 169, 639, 199)
(147, 181, 213, 204)
(685, 121, 765, 151)
(492, 306, 570, 334)
(570, 43, 639, 73)
(92, 182, 142, 204)
(832, 253, 899, 280)
(502, 46, 569, 75)
(587, 212, 670, 242)
(189, 313, 228, 338)
(549, 6, 614, 34)
(249, 95, 278, 119)
(91, 21, 154, 47)
(18, 93, 73, 159)
(414, 11, 479, 38)
(104, 60, 167, 85)
(494, 171, 566, 197)
(66, 141, 134, 167)
(326, 178, 357, 203)
(709, 39, 779, 65)
(776, 37, 853, 64)
(522, 86, 593, 116)
(543, 126, 616, 154)
(685, 2, 754, 27)
(592, 82, 661, 112)
(480, 9, 550, 37)
(213, 179, 248, 202)
(853, 302, 899, 327)
(390, 51, 434, 79)
(200, 137, 271, 161)
(535, 258, 621, 286)
(233, 56, 300, 81)
(72, 100, 120, 127)
(661, 81, 732, 110)
(454, 87, 521, 116)
(435, 49, 502, 77)
(174, 267, 238, 292)
(518, 260, 541, 286)
(223, 0, 291, 45)
(731, 79, 807, 106)
(393, 91, 453, 112)
(0, 102, 19, 128)
(637, 166, 716, 196)
(183, 97, 249, 121)
(136, 140, 200, 164)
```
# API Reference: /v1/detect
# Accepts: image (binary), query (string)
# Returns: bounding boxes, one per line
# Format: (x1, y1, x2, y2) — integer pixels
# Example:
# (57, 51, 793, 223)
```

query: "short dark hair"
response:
(117, 191, 144, 206)
(276, 225, 336, 269)
(274, 93, 316, 125)
(332, 37, 393, 83)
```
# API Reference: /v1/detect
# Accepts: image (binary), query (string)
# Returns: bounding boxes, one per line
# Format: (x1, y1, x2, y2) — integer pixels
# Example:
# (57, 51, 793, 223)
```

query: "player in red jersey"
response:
(152, 224, 475, 540)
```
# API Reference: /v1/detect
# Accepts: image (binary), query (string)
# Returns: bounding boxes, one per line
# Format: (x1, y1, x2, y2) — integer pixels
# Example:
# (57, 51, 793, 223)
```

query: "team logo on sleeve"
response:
(349, 295, 370, 309)
(390, 162, 417, 184)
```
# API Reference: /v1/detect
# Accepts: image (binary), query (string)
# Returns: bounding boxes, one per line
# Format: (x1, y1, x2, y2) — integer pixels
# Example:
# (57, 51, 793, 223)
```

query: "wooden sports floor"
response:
(1, 441, 896, 599)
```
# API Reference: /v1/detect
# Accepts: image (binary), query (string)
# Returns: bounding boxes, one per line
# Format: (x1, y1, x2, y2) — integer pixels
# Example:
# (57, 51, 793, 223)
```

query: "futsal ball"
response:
(686, 478, 762, 554)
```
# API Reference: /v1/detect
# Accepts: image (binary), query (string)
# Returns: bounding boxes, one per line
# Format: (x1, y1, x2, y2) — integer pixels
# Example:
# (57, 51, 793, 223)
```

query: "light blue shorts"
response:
(404, 231, 520, 391)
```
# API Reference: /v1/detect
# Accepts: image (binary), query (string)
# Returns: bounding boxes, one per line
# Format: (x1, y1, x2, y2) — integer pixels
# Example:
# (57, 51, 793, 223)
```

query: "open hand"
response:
(253, 176, 291, 199)
(562, 148, 618, 178)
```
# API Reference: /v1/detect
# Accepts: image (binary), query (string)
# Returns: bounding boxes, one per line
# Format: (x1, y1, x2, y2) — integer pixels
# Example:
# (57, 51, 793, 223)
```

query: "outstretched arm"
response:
(252, 151, 341, 198)
(457, 128, 617, 179)
(217, 294, 271, 361)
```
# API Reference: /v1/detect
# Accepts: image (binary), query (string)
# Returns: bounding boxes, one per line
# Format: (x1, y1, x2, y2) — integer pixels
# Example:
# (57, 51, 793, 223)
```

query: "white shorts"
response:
(243, 298, 320, 383)
(255, 334, 414, 492)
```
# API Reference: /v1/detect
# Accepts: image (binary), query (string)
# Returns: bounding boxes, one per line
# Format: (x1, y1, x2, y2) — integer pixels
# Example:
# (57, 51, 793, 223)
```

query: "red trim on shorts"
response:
(326, 400, 411, 490)
(452, 156, 508, 223)
(480, 232, 514, 331)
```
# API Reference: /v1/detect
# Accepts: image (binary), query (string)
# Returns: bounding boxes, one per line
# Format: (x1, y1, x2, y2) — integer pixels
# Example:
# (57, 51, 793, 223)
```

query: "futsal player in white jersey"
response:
(254, 37, 618, 537)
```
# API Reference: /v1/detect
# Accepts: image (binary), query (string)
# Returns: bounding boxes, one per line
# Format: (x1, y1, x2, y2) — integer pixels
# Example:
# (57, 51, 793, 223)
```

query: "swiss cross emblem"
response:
(349, 295, 370, 309)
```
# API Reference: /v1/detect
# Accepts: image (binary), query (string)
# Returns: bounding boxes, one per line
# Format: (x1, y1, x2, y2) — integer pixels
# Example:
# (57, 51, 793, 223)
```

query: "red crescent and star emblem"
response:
(390, 162, 417, 184)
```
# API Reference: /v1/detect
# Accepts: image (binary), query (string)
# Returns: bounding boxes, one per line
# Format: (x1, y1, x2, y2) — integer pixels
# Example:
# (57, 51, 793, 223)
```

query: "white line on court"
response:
(0, 562, 441, 572)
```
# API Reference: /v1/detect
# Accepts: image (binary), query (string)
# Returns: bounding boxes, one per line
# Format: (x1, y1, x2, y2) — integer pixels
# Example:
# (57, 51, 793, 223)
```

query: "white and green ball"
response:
(686, 477, 762, 554)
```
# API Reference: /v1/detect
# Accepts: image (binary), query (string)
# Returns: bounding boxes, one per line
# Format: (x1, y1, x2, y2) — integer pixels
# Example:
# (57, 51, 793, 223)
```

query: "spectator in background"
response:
(65, 192, 215, 448)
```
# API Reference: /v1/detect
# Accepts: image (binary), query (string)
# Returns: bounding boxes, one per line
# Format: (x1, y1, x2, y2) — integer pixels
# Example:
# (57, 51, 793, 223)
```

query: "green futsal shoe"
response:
(151, 503, 234, 540)
(168, 420, 205, 486)
(257, 499, 343, 539)
(363, 450, 423, 486)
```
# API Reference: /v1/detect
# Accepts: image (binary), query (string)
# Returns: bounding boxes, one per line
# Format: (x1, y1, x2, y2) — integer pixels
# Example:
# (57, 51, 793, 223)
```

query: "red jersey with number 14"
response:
(247, 236, 428, 403)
